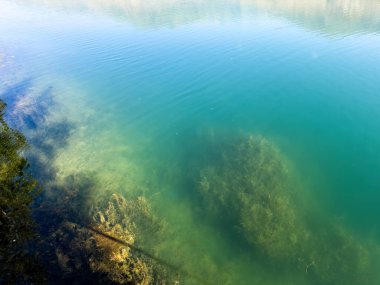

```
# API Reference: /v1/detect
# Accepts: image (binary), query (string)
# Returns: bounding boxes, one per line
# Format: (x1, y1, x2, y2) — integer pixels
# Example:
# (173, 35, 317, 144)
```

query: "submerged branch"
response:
(84, 225, 210, 285)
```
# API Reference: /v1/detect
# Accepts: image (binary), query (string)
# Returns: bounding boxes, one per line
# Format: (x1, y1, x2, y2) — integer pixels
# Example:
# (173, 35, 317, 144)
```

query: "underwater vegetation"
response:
(35, 171, 175, 285)
(0, 76, 180, 284)
(2, 76, 379, 284)
(0, 77, 174, 283)
(0, 100, 44, 284)
(90, 193, 173, 285)
(194, 131, 380, 285)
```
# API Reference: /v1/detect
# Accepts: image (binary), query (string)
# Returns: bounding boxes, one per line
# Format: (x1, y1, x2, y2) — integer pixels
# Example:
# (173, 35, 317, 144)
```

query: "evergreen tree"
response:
(0, 99, 43, 284)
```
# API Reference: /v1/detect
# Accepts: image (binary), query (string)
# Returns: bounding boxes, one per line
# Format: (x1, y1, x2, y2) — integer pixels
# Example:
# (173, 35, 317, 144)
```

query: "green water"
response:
(1, 0, 380, 284)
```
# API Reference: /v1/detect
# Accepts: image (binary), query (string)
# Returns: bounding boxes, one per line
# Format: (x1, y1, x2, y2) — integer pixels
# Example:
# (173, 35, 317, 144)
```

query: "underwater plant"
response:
(90, 193, 170, 285)
(0, 100, 43, 283)
(196, 134, 300, 257)
(37, 177, 174, 285)
(194, 130, 380, 285)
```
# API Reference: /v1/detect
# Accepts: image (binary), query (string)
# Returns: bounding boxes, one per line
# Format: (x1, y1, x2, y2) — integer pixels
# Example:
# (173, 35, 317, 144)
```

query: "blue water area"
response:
(1, 0, 380, 284)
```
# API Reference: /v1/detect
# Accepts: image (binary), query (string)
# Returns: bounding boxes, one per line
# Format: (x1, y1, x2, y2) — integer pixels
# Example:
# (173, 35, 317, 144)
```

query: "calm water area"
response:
(1, 0, 380, 284)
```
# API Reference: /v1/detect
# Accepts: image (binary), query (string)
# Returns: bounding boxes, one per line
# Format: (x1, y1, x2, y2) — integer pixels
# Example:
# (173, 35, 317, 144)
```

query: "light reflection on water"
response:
(1, 0, 380, 284)
(6, 0, 380, 34)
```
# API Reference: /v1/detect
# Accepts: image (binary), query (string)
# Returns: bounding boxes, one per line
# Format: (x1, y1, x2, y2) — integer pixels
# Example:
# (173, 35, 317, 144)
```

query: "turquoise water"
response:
(1, 0, 380, 284)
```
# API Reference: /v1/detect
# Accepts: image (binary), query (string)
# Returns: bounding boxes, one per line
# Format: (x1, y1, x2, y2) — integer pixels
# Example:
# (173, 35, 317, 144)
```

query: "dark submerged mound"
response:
(193, 131, 379, 285)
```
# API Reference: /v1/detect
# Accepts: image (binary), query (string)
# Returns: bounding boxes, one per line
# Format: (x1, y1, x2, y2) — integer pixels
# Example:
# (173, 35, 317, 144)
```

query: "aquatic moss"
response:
(197, 134, 301, 258)
(194, 131, 379, 285)
(38, 182, 173, 285)
(90, 193, 161, 285)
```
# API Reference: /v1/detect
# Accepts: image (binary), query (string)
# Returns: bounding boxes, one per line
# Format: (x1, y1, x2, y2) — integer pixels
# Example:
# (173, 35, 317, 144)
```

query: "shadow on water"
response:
(1, 79, 41, 130)
(26, 118, 74, 186)
(0, 95, 47, 285)
(1, 79, 198, 284)
(1, 81, 120, 284)
(33, 173, 105, 285)
(0, 79, 74, 184)
(0, 79, 94, 283)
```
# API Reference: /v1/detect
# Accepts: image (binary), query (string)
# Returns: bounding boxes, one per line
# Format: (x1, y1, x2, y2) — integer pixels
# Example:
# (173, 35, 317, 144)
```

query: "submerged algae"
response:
(90, 193, 172, 285)
(195, 131, 379, 285)
(37, 174, 174, 285)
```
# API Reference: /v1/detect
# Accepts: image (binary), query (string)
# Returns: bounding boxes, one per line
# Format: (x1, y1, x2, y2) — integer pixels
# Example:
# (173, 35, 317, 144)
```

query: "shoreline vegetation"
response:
(1, 97, 380, 284)
(9, 0, 380, 34)
(0, 100, 43, 284)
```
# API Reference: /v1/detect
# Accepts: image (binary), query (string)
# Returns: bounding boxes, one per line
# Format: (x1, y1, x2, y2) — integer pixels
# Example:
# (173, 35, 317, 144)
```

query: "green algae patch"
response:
(193, 131, 380, 285)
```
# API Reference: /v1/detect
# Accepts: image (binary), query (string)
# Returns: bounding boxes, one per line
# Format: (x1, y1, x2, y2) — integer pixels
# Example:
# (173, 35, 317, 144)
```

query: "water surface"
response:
(1, 0, 380, 284)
